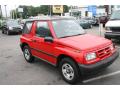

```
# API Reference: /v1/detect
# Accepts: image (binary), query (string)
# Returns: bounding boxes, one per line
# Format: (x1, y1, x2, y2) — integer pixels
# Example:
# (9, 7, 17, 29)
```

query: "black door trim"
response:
(31, 48, 57, 58)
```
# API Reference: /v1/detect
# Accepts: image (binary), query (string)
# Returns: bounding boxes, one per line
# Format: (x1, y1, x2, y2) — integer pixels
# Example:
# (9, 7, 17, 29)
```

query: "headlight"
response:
(105, 27, 112, 32)
(20, 26, 23, 29)
(86, 52, 97, 61)
(110, 44, 114, 51)
(9, 27, 13, 30)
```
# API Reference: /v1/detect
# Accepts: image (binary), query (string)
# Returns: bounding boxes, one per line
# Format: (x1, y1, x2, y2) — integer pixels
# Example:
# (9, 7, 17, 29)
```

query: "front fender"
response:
(55, 47, 85, 64)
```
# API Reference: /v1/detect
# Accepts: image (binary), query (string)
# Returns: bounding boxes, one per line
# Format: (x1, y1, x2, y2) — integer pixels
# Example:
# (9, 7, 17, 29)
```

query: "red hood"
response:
(58, 34, 112, 51)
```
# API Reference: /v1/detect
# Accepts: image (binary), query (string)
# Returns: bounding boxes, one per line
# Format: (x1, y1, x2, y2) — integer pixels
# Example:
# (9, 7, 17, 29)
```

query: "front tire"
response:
(90, 25, 93, 28)
(59, 57, 81, 84)
(6, 30, 10, 35)
(104, 35, 111, 40)
(23, 45, 34, 63)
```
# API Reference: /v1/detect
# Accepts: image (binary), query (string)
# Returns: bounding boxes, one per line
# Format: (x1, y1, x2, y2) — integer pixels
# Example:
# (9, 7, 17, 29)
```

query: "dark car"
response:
(84, 18, 97, 25)
(1, 19, 23, 35)
(105, 10, 120, 40)
(77, 19, 92, 29)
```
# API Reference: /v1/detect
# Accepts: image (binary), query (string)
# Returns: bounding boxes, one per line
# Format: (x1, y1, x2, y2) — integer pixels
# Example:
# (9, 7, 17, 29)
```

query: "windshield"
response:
(79, 20, 88, 23)
(52, 20, 85, 38)
(110, 11, 120, 20)
(7, 20, 20, 27)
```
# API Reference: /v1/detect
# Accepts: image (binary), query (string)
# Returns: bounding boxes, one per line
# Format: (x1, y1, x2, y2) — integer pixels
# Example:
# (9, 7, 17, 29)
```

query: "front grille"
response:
(110, 27, 120, 32)
(13, 27, 22, 31)
(13, 27, 21, 29)
(97, 46, 111, 59)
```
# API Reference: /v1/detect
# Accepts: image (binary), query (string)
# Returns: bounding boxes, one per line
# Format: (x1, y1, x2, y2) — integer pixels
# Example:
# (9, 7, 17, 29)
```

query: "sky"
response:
(0, 0, 120, 17)
(0, 0, 42, 17)
(0, 0, 74, 17)
(1, 0, 63, 17)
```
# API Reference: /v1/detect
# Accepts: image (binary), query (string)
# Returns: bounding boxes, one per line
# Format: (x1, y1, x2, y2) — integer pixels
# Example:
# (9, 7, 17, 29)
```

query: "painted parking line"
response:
(83, 70, 120, 83)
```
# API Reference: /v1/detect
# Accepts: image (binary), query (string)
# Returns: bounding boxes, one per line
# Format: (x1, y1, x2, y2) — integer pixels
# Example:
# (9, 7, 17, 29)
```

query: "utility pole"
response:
(4, 5, 7, 19)
(15, 5, 17, 19)
(13, 10, 15, 19)
(0, 5, 3, 19)
(61, 5, 63, 16)
(70, 5, 73, 16)
(108, 5, 112, 15)
(10, 11, 12, 19)
(50, 5, 52, 16)
(15, 10, 17, 19)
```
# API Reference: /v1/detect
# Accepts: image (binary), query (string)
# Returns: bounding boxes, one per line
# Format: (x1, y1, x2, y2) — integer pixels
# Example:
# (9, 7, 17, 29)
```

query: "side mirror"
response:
(44, 37, 53, 43)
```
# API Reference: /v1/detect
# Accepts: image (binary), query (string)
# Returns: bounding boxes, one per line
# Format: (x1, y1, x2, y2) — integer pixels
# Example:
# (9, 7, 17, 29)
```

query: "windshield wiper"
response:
(60, 35, 73, 38)
(60, 33, 84, 38)
(73, 33, 85, 36)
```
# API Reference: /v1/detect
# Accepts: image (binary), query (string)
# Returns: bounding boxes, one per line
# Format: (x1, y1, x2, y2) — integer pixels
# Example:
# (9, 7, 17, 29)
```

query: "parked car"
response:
(77, 19, 92, 29)
(84, 17, 97, 25)
(20, 16, 119, 84)
(93, 17, 100, 25)
(105, 10, 120, 40)
(1, 19, 23, 35)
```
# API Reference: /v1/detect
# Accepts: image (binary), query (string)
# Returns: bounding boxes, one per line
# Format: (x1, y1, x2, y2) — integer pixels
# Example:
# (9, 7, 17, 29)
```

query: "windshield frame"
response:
(51, 19, 86, 38)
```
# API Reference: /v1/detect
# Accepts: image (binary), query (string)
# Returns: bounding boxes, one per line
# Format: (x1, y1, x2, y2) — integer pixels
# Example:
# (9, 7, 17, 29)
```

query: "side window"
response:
(23, 22, 33, 34)
(36, 21, 52, 37)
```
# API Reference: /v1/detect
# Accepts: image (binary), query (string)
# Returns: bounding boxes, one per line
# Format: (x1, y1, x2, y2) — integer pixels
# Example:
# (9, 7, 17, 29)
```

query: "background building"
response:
(69, 5, 107, 18)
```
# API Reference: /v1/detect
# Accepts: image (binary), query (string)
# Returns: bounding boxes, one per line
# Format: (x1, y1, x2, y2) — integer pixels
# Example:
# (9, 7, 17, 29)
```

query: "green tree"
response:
(11, 5, 69, 19)
(0, 15, 2, 19)
(39, 5, 50, 15)
(63, 5, 69, 13)
(19, 5, 29, 19)
(18, 5, 38, 18)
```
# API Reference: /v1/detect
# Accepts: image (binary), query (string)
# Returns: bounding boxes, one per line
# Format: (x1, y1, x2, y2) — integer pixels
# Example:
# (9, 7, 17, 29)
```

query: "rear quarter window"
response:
(23, 22, 33, 34)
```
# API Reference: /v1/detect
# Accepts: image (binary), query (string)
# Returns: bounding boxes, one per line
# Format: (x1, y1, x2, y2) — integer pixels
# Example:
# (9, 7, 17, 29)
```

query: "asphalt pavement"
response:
(0, 27, 120, 85)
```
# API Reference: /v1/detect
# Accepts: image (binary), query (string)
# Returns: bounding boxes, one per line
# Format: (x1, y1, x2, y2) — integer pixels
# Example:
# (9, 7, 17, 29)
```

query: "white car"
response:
(105, 10, 120, 40)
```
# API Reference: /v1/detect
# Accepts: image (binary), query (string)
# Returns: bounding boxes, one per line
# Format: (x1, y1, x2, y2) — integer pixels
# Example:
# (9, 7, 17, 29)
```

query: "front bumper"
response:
(78, 51, 119, 75)
(105, 32, 120, 39)
(9, 29, 22, 33)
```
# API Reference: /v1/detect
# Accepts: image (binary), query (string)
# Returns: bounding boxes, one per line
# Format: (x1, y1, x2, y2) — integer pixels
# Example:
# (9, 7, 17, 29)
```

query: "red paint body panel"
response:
(58, 34, 111, 51)
(20, 20, 115, 66)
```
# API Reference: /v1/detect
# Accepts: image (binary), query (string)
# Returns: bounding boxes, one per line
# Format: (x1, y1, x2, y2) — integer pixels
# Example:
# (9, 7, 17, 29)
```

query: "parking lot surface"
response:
(0, 26, 120, 85)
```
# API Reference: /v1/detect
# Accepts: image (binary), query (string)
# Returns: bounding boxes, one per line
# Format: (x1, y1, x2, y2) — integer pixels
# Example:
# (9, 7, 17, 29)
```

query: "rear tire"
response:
(23, 45, 34, 63)
(2, 30, 4, 34)
(59, 57, 81, 84)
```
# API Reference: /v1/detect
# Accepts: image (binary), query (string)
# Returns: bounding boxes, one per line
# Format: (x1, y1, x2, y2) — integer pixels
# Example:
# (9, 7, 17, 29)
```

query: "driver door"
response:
(32, 21, 56, 64)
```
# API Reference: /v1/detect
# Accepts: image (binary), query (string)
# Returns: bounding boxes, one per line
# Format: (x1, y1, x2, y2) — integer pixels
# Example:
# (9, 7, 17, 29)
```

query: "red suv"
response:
(20, 16, 119, 84)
